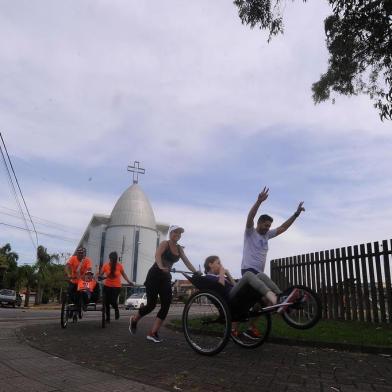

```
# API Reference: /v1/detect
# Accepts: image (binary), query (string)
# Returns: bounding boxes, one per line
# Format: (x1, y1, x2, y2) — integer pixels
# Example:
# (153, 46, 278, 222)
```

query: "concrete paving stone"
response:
(339, 386, 364, 392)
(353, 382, 376, 391)
(372, 385, 392, 392)
(0, 376, 58, 392)
(287, 374, 306, 385)
(0, 362, 21, 378)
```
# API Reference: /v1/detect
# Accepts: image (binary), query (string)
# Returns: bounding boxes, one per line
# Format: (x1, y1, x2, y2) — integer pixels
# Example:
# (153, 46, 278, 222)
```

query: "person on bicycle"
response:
(129, 225, 198, 343)
(76, 269, 97, 311)
(65, 247, 93, 304)
(241, 186, 305, 337)
(100, 251, 133, 323)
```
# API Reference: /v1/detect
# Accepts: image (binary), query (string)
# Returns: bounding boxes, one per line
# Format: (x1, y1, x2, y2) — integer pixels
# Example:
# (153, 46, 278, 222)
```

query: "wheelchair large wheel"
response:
(280, 285, 321, 329)
(60, 295, 69, 329)
(231, 311, 271, 349)
(182, 290, 231, 356)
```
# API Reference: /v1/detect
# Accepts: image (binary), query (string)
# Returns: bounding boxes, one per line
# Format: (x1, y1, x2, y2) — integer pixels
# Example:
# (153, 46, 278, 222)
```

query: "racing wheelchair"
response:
(60, 277, 106, 329)
(173, 270, 321, 356)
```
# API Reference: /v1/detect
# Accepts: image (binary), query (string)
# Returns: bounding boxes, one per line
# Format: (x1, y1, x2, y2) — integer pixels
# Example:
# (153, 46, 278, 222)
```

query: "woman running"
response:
(129, 225, 198, 343)
(101, 251, 133, 322)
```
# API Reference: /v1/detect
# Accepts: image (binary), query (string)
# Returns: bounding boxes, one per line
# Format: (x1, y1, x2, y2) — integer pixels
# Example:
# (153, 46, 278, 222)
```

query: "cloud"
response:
(1, 1, 389, 178)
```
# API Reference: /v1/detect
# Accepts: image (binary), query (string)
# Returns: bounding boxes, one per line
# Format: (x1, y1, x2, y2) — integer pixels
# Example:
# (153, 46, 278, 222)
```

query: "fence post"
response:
(360, 243, 371, 322)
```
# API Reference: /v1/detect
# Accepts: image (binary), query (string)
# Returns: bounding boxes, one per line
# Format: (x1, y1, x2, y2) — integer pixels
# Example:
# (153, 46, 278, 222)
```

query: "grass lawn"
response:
(169, 316, 392, 348)
(269, 316, 392, 347)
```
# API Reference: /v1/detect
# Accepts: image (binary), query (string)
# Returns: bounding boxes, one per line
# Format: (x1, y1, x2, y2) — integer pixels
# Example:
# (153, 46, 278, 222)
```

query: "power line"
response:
(0, 222, 78, 243)
(0, 208, 81, 236)
(0, 141, 36, 249)
(0, 132, 39, 246)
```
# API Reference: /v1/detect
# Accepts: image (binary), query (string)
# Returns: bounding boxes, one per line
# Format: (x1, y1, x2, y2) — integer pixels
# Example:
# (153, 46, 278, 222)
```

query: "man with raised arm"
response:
(240, 186, 305, 338)
(241, 186, 305, 276)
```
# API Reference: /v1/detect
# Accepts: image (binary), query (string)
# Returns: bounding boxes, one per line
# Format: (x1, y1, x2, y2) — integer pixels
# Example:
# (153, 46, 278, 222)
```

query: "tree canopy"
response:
(234, 0, 392, 120)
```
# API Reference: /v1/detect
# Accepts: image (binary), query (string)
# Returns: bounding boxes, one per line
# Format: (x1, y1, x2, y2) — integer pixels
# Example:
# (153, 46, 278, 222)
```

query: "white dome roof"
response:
(108, 184, 156, 228)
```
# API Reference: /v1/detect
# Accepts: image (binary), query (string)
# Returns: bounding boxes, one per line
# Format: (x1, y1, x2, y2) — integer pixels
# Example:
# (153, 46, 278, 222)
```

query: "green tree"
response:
(34, 245, 59, 304)
(0, 243, 19, 289)
(234, 0, 392, 120)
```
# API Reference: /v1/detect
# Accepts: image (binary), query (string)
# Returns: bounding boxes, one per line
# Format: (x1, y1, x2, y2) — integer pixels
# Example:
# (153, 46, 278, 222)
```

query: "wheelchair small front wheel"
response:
(182, 290, 231, 356)
(280, 285, 321, 329)
(231, 311, 271, 349)
(60, 295, 69, 329)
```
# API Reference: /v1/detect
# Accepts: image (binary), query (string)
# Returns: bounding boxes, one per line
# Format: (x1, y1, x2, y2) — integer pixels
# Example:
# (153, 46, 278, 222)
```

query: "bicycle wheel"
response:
(60, 294, 69, 329)
(281, 285, 321, 329)
(231, 311, 271, 349)
(182, 290, 231, 356)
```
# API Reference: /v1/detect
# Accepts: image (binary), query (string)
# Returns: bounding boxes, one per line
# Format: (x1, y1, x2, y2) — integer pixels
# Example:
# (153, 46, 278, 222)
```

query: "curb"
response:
(166, 323, 392, 356)
(268, 336, 392, 355)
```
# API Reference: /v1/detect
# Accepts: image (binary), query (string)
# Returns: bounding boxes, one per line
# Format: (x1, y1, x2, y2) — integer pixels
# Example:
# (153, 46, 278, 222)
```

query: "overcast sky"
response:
(0, 0, 391, 277)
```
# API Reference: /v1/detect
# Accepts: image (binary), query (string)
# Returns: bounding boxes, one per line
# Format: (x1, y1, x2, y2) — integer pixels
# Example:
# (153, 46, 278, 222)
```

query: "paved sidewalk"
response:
(18, 316, 392, 392)
(0, 322, 165, 392)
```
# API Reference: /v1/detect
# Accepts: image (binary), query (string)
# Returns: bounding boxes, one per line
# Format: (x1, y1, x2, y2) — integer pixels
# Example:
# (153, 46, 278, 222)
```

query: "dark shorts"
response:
(241, 268, 260, 276)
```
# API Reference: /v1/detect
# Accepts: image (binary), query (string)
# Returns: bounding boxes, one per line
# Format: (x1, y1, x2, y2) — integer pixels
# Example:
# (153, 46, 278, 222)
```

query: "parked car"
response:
(0, 289, 21, 307)
(125, 293, 147, 310)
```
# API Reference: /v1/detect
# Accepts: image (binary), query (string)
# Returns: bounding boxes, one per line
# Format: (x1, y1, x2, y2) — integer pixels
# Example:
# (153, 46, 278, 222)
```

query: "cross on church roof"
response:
(127, 161, 145, 184)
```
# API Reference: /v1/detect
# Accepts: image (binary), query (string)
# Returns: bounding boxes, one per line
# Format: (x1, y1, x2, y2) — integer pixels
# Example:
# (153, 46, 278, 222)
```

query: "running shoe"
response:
(146, 332, 163, 343)
(243, 327, 262, 340)
(129, 317, 137, 335)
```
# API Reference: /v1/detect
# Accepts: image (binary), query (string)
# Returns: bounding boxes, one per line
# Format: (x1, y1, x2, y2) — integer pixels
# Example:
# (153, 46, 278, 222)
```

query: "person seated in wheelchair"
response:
(203, 255, 282, 306)
(203, 255, 285, 338)
(76, 269, 98, 311)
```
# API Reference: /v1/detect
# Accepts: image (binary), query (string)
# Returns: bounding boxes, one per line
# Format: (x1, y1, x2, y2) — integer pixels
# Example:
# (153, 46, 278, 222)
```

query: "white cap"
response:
(168, 225, 184, 234)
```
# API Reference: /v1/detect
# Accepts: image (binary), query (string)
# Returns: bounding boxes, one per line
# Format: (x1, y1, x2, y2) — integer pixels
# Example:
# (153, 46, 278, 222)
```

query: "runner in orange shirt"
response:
(64, 247, 93, 303)
(100, 251, 133, 322)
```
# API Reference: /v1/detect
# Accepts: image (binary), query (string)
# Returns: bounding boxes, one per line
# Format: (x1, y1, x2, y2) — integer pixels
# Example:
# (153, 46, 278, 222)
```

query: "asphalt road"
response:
(9, 305, 392, 392)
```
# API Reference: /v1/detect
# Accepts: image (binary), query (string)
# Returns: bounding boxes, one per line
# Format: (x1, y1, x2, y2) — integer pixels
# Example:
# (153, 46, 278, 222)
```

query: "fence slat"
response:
(301, 254, 307, 287)
(335, 248, 344, 319)
(305, 253, 311, 289)
(360, 244, 371, 322)
(341, 247, 352, 321)
(319, 251, 327, 319)
(315, 252, 321, 297)
(347, 246, 357, 322)
(310, 252, 316, 292)
(384, 240, 392, 323)
(330, 249, 339, 320)
(374, 242, 387, 323)
(325, 250, 333, 319)
(295, 255, 300, 285)
(354, 245, 364, 322)
(366, 242, 379, 323)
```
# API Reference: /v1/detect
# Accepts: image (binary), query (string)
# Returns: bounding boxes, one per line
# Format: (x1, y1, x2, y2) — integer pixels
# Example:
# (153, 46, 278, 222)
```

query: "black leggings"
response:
(139, 264, 172, 320)
(103, 286, 120, 320)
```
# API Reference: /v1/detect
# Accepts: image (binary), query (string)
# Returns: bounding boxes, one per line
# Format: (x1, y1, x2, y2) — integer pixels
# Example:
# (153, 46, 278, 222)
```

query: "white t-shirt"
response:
(241, 227, 278, 273)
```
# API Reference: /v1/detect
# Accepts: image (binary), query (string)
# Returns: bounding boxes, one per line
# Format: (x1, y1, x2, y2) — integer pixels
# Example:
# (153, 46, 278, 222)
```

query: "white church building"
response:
(77, 162, 169, 285)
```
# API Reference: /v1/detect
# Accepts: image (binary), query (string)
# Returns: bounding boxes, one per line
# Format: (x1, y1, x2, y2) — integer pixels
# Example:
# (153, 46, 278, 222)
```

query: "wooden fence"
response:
(270, 239, 392, 324)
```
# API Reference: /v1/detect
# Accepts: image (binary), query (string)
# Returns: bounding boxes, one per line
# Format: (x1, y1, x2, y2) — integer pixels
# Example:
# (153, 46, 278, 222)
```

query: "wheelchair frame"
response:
(60, 280, 106, 329)
(173, 270, 321, 356)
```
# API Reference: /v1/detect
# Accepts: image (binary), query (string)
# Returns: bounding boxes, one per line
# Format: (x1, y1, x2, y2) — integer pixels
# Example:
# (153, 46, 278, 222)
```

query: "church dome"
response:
(108, 183, 156, 228)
